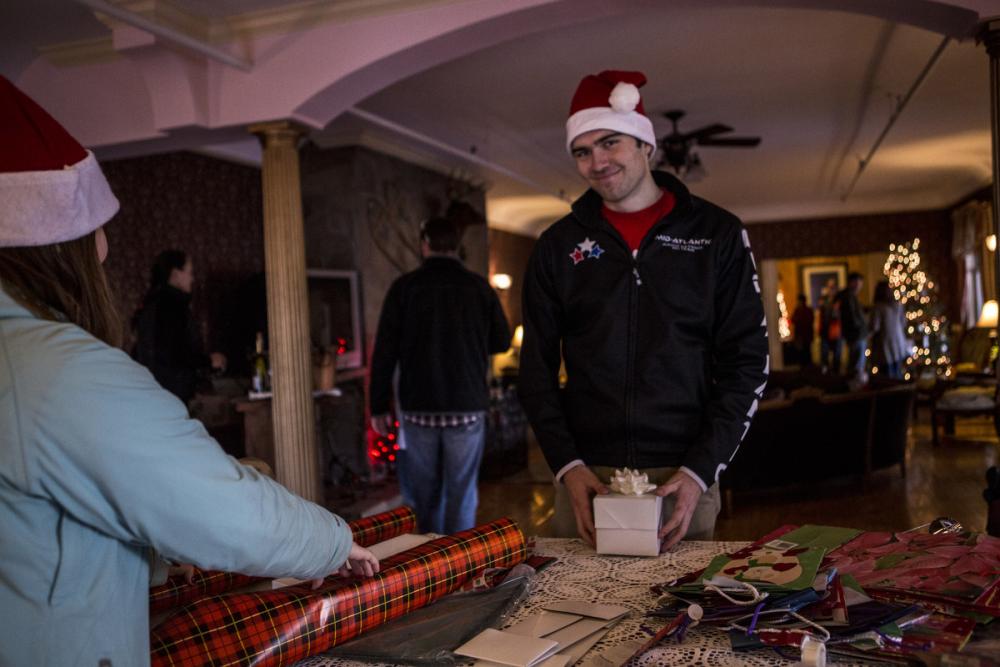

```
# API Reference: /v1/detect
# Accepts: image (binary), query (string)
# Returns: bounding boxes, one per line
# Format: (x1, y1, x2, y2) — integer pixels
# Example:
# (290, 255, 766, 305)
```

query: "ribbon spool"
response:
(798, 635, 826, 667)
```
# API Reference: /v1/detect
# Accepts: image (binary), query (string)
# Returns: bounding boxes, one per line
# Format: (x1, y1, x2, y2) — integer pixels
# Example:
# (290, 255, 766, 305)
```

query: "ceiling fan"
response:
(656, 110, 761, 180)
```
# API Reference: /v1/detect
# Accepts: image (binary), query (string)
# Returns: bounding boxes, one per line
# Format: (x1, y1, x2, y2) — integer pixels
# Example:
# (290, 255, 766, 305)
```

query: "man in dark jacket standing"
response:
(370, 218, 510, 534)
(519, 70, 768, 551)
(837, 272, 868, 384)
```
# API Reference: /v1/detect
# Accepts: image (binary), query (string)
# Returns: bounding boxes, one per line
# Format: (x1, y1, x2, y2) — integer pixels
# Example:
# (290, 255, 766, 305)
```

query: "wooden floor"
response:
(476, 409, 998, 541)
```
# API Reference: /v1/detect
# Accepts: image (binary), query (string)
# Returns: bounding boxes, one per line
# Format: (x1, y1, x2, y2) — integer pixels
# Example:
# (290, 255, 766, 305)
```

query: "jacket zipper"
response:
(625, 252, 641, 469)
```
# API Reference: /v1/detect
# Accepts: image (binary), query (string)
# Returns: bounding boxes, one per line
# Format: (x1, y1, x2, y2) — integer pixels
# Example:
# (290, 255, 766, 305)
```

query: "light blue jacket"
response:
(0, 287, 353, 666)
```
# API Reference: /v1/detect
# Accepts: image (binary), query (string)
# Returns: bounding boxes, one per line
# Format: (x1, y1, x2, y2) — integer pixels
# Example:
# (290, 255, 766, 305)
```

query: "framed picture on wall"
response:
(306, 269, 364, 370)
(801, 263, 848, 308)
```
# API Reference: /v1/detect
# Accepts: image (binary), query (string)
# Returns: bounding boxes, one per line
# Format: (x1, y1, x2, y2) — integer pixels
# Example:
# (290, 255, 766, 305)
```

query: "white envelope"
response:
(558, 625, 613, 664)
(540, 601, 630, 621)
(545, 618, 610, 650)
(455, 628, 559, 667)
(505, 610, 581, 637)
(475, 656, 571, 667)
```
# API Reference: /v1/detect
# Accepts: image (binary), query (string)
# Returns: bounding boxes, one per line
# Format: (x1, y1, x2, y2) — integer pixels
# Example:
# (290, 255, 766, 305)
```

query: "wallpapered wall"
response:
(299, 143, 488, 358)
(101, 152, 264, 368)
(745, 209, 958, 320)
(488, 228, 536, 329)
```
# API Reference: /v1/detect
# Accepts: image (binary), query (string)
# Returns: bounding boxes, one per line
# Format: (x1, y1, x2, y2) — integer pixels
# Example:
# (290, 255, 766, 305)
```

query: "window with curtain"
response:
(951, 201, 992, 329)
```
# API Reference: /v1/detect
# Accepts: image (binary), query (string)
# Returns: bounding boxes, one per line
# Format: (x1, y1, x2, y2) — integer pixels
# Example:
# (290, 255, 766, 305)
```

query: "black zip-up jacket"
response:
(370, 256, 511, 415)
(519, 171, 768, 489)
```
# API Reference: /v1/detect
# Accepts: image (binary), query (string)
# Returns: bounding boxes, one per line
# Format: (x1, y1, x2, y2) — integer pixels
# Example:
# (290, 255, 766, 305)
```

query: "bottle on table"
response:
(252, 331, 269, 393)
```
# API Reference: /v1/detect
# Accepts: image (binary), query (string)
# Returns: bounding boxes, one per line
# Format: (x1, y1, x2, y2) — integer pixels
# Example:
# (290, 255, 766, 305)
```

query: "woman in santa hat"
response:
(0, 76, 378, 666)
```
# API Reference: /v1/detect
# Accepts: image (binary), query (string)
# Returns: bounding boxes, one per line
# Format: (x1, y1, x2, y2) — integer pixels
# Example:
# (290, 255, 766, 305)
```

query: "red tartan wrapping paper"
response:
(150, 517, 526, 667)
(150, 507, 417, 615)
(150, 571, 260, 617)
(346, 506, 417, 547)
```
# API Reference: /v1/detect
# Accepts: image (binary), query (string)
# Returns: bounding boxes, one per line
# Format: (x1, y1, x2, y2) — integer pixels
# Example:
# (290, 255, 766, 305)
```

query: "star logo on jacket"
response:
(569, 237, 605, 265)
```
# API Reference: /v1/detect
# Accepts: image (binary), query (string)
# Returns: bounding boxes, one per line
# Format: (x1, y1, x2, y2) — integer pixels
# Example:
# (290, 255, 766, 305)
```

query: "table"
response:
(295, 538, 833, 667)
(233, 378, 368, 482)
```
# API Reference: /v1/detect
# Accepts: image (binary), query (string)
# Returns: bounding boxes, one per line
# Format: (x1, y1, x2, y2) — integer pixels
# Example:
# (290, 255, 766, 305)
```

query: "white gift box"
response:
(593, 493, 663, 557)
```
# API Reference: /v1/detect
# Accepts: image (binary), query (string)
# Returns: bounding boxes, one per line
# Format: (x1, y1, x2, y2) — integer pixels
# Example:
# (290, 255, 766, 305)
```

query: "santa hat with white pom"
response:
(565, 70, 656, 154)
(0, 75, 119, 248)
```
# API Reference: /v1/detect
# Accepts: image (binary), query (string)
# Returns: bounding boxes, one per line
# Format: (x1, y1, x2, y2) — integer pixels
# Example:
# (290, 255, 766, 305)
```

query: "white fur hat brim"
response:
(0, 151, 119, 247)
(566, 107, 656, 154)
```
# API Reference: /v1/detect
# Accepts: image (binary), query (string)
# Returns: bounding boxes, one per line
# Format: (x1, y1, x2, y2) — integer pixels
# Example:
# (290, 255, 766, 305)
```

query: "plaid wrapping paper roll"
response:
(345, 506, 417, 547)
(150, 506, 418, 615)
(150, 517, 525, 667)
(150, 570, 261, 617)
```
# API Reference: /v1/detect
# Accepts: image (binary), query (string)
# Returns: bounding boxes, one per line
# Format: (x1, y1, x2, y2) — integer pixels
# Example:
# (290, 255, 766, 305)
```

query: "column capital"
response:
(249, 120, 309, 148)
(979, 20, 1000, 57)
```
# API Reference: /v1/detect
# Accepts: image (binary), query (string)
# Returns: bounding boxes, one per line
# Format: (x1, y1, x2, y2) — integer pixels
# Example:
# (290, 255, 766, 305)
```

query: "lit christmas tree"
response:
(883, 238, 951, 380)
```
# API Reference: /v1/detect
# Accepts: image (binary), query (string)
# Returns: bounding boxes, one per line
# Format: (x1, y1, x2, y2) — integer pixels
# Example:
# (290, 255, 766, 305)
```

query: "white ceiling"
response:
(331, 5, 994, 235)
(3, 1, 998, 236)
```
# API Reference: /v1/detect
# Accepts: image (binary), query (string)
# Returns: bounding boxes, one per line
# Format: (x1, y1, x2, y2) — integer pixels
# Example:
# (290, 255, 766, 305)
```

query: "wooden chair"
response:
(930, 379, 997, 446)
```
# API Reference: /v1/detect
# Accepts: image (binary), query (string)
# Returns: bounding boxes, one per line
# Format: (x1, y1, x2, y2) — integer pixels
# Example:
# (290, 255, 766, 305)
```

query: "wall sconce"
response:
(491, 273, 512, 290)
(977, 300, 999, 367)
(512, 324, 523, 349)
(977, 299, 998, 329)
(987, 234, 997, 252)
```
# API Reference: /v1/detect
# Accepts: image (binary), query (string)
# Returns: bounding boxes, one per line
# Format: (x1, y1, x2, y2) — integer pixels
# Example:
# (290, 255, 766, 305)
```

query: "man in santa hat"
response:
(519, 70, 768, 551)
(0, 75, 377, 666)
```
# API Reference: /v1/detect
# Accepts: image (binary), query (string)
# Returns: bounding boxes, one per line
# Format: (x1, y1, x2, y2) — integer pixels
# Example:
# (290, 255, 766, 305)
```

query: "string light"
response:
(776, 288, 791, 340)
(884, 238, 950, 377)
(368, 420, 401, 467)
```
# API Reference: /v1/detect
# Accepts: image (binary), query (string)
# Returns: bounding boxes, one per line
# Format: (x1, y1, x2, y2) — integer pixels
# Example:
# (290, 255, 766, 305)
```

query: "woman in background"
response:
(791, 294, 815, 367)
(869, 279, 910, 379)
(0, 75, 378, 667)
(133, 249, 226, 405)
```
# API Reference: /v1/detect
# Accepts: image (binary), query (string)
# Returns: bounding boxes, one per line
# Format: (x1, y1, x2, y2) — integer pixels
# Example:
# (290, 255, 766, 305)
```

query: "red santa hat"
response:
(565, 70, 656, 154)
(0, 76, 119, 247)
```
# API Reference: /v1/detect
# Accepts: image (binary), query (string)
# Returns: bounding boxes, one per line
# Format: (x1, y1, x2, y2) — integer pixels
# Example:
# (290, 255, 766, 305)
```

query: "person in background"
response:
(0, 75, 378, 667)
(791, 294, 815, 367)
(818, 278, 842, 374)
(519, 69, 768, 551)
(132, 249, 226, 405)
(837, 272, 868, 386)
(869, 279, 910, 380)
(369, 217, 511, 534)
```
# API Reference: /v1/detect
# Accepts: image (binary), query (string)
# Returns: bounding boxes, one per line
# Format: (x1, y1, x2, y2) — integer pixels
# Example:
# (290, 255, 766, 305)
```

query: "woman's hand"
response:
(309, 543, 380, 589)
(209, 352, 227, 372)
(339, 542, 379, 578)
(167, 562, 196, 584)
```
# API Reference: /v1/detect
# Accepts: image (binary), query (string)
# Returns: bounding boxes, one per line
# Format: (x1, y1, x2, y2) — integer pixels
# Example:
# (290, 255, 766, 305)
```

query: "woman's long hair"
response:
(0, 231, 122, 347)
(132, 249, 187, 332)
(873, 280, 892, 305)
(147, 249, 187, 294)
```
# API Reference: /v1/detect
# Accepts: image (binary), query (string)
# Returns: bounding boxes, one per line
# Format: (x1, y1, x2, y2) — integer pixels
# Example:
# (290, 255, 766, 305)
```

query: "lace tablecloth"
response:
(298, 537, 846, 667)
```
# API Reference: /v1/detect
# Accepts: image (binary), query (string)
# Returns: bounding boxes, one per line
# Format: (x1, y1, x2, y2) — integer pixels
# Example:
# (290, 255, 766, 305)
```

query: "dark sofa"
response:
(720, 374, 915, 511)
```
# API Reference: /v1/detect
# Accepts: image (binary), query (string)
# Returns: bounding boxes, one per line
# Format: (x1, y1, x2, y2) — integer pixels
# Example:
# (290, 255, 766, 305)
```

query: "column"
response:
(984, 24, 1000, 324)
(981, 22, 1000, 454)
(249, 120, 320, 503)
